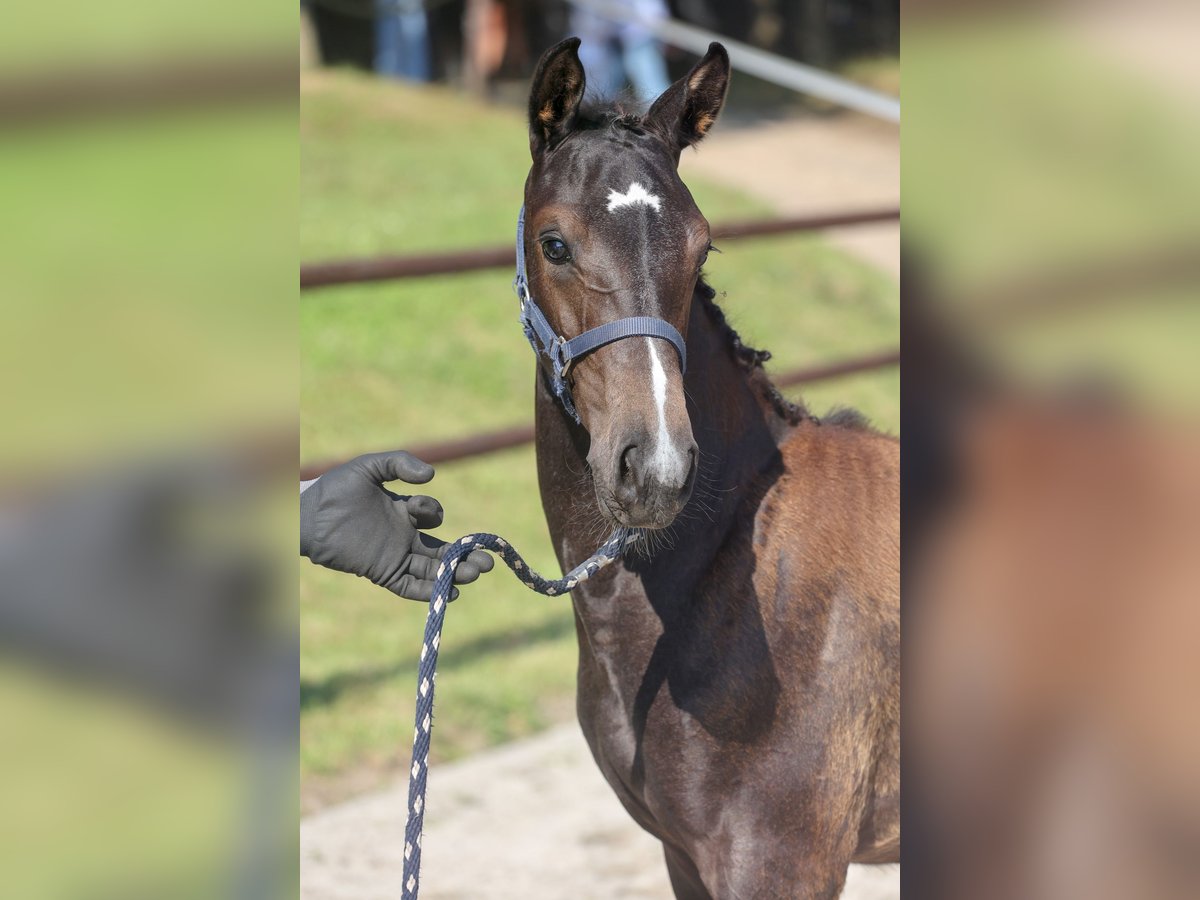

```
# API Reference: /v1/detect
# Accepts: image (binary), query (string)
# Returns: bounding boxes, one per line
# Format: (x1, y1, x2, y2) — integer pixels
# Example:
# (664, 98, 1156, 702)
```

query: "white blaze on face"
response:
(606, 181, 661, 214)
(605, 181, 685, 484)
(647, 339, 687, 484)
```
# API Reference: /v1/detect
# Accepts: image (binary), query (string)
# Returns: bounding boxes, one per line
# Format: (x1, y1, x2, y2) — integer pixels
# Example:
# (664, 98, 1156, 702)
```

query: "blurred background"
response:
(299, 0, 898, 896)
(7, 0, 1193, 896)
(299, 0, 897, 102)
(0, 3, 296, 899)
(904, 1, 1200, 898)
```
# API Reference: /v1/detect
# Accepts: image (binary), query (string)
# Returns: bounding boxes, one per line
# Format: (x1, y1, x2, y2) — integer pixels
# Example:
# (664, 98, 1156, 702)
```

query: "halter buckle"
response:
(552, 337, 574, 381)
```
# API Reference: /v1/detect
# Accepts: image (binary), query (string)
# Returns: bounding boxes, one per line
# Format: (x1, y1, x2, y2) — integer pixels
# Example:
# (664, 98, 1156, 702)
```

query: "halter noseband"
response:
(514, 206, 687, 424)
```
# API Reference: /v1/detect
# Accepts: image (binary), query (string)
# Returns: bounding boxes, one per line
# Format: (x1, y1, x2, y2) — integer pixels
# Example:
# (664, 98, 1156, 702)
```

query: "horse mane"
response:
(697, 280, 871, 431)
(574, 97, 648, 133)
(696, 280, 809, 426)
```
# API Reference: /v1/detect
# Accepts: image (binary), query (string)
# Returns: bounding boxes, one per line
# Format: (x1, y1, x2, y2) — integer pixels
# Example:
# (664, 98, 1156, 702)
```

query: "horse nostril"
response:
(616, 444, 643, 508)
(619, 444, 640, 484)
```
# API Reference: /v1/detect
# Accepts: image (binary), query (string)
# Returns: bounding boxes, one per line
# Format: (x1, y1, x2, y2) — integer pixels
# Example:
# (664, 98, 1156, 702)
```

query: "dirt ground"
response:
(682, 115, 899, 279)
(301, 112, 900, 898)
(301, 723, 900, 899)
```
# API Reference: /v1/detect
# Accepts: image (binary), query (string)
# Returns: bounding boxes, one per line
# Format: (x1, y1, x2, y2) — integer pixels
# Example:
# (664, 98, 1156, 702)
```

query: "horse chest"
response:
(577, 648, 721, 836)
(574, 588, 775, 840)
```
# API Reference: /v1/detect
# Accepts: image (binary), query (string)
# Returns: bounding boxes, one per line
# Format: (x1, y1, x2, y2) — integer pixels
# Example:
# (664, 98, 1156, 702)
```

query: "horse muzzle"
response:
(594, 430, 698, 529)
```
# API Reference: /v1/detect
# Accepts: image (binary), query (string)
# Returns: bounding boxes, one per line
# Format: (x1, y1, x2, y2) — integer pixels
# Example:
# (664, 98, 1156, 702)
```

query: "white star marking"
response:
(606, 181, 661, 213)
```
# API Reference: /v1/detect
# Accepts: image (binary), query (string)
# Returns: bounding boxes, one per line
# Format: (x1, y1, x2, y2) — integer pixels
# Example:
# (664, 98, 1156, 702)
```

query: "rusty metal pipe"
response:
(299, 347, 899, 478)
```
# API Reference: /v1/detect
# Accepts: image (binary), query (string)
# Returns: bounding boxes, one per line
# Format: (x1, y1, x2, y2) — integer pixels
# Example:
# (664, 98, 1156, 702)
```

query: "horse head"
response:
(523, 37, 730, 530)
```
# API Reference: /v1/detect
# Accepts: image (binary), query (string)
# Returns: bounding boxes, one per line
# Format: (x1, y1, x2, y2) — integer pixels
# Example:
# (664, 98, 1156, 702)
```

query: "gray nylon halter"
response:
(514, 206, 687, 423)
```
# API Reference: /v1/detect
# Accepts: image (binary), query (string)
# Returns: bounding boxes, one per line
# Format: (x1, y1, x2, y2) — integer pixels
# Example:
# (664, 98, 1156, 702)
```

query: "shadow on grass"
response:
(301, 613, 576, 711)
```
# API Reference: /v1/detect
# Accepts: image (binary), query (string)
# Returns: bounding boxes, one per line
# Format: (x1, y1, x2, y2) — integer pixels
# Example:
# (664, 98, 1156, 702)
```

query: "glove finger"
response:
(390, 575, 433, 602)
(403, 495, 444, 530)
(353, 451, 435, 486)
(467, 549, 494, 573)
(399, 555, 462, 602)
(453, 561, 480, 584)
(392, 577, 457, 602)
(413, 534, 491, 569)
(453, 551, 495, 585)
(414, 531, 448, 559)
(403, 553, 441, 582)
(411, 536, 491, 587)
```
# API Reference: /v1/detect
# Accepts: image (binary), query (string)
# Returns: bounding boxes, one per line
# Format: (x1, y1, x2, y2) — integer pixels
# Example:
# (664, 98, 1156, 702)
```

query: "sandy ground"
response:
(301, 723, 900, 899)
(301, 112, 900, 897)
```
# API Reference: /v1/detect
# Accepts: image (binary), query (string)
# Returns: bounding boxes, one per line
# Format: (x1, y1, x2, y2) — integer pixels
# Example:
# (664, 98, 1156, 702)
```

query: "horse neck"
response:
(535, 285, 789, 579)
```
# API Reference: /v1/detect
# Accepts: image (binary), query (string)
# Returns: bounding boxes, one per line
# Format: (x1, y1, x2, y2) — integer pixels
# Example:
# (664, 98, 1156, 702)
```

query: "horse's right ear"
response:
(528, 38, 586, 157)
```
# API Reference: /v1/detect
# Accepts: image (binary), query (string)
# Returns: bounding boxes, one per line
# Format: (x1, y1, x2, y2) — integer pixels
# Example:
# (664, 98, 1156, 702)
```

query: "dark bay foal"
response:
(523, 39, 899, 898)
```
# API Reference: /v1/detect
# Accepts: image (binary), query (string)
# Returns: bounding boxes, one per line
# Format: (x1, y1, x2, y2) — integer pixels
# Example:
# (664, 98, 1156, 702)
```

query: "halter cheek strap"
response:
(514, 206, 687, 424)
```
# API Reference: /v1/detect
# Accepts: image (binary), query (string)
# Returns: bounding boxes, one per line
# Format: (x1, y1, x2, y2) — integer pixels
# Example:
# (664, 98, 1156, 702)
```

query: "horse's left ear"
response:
(645, 42, 730, 162)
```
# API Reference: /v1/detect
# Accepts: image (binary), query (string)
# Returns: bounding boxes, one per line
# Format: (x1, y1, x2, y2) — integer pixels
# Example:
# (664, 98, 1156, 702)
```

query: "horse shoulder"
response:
(739, 422, 901, 863)
(758, 422, 902, 859)
(755, 422, 899, 612)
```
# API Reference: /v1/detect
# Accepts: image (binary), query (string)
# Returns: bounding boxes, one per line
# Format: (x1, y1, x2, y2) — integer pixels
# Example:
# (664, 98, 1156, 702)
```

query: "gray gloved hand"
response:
(300, 451, 493, 601)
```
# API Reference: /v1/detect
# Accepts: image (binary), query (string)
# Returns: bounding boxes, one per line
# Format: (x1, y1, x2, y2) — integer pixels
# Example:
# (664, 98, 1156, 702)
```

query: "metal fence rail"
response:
(298, 346, 899, 480)
(300, 207, 900, 290)
(0, 53, 293, 127)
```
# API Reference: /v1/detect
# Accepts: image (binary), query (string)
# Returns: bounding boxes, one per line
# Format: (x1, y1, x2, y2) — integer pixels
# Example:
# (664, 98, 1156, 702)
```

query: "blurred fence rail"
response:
(299, 207, 900, 289)
(299, 351, 899, 479)
(0, 53, 294, 127)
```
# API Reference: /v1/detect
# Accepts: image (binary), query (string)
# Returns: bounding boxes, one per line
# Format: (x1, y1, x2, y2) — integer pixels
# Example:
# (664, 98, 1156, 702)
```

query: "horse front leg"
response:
(698, 832, 856, 899)
(663, 841, 713, 900)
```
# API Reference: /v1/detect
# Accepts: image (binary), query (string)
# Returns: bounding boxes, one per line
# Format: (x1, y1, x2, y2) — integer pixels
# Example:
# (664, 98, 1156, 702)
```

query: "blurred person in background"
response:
(570, 0, 672, 101)
(301, 450, 493, 601)
(375, 0, 431, 82)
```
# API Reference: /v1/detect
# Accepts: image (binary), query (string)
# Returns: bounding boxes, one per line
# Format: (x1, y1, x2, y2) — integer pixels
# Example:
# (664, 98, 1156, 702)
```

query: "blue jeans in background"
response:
(572, 0, 672, 102)
(375, 0, 430, 82)
(576, 32, 671, 102)
(620, 36, 671, 102)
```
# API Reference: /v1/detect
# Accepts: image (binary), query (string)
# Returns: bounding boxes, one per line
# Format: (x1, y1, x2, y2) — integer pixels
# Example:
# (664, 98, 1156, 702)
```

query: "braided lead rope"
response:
(401, 528, 637, 899)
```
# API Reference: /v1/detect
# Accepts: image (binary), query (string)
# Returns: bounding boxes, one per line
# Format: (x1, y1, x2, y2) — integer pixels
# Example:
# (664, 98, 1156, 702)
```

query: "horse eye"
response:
(542, 238, 571, 263)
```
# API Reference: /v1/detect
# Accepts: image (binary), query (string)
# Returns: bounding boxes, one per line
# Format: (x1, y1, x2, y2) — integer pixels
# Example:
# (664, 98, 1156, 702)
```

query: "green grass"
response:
(840, 55, 901, 100)
(0, 2, 290, 74)
(903, 20, 1200, 294)
(902, 19, 1200, 406)
(300, 70, 898, 804)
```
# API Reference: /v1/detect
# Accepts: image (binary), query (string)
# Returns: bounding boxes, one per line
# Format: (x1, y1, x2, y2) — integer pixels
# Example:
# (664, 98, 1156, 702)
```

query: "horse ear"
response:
(645, 42, 730, 161)
(528, 37, 586, 156)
